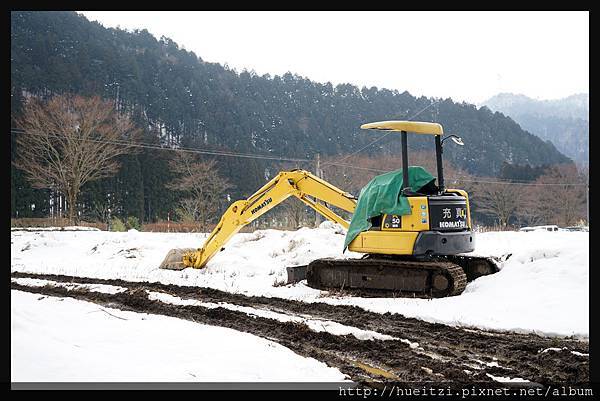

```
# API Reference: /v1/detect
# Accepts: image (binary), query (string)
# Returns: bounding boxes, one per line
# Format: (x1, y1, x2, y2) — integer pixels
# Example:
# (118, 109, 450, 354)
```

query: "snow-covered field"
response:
(11, 290, 347, 382)
(11, 223, 589, 337)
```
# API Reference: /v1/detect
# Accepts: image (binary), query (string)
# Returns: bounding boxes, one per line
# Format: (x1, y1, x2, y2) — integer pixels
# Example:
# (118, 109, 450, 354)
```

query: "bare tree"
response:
(14, 95, 139, 224)
(167, 154, 233, 230)
(579, 164, 589, 225)
(81, 200, 113, 226)
(516, 185, 547, 227)
(471, 180, 524, 229)
(528, 164, 586, 226)
(282, 197, 308, 229)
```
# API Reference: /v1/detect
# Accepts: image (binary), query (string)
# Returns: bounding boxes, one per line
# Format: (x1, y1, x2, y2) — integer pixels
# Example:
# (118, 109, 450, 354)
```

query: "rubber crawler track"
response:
(307, 258, 467, 297)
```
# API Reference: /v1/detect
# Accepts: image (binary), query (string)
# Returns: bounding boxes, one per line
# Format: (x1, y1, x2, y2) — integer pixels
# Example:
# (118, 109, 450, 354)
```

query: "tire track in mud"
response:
(11, 271, 588, 385)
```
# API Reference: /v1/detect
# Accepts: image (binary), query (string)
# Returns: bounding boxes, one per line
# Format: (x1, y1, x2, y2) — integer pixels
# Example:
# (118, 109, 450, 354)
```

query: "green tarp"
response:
(344, 166, 435, 250)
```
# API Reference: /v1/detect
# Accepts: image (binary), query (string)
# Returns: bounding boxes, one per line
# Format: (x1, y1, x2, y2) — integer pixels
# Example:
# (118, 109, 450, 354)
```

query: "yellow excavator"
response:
(160, 121, 498, 297)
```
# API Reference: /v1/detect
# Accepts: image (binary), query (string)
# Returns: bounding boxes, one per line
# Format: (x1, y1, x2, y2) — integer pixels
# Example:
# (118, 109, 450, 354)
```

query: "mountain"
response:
(482, 93, 588, 165)
(10, 11, 573, 221)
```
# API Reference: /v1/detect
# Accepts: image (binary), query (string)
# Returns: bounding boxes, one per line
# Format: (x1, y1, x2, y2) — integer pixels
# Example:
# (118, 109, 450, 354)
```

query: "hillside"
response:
(483, 93, 588, 121)
(482, 93, 588, 165)
(10, 11, 572, 222)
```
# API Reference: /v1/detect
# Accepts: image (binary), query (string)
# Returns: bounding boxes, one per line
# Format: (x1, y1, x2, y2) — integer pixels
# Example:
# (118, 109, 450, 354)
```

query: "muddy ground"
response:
(11, 271, 589, 387)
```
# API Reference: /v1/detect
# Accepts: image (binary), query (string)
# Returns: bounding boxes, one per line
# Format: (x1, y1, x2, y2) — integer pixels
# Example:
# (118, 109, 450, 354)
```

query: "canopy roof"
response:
(360, 121, 443, 135)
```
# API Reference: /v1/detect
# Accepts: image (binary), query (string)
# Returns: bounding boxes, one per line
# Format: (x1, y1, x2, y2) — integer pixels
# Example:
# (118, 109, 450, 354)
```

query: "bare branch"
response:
(167, 154, 233, 230)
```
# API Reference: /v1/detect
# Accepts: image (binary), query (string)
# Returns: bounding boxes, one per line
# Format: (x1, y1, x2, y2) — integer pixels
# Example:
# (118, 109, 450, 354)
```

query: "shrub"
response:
(126, 216, 141, 231)
(110, 217, 126, 232)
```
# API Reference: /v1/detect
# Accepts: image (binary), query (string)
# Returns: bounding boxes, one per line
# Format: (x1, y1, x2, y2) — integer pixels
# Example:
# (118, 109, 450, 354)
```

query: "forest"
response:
(11, 11, 584, 229)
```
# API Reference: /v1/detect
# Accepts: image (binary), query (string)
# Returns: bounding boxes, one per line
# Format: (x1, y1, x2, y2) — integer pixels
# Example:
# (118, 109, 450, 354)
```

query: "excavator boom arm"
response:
(181, 170, 357, 269)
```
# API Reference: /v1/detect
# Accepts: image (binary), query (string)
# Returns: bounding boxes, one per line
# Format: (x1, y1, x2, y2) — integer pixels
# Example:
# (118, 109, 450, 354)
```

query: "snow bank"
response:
(11, 222, 359, 295)
(11, 224, 588, 337)
(11, 290, 347, 382)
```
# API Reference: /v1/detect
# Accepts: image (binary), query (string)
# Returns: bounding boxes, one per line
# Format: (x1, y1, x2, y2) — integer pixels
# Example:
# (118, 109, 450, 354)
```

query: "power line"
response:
(11, 129, 586, 187)
(325, 161, 587, 187)
(453, 177, 586, 187)
(322, 98, 443, 168)
(11, 128, 313, 164)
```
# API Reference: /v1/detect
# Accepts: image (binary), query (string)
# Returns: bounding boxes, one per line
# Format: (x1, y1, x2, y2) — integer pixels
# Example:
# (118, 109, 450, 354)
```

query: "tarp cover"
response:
(344, 166, 435, 250)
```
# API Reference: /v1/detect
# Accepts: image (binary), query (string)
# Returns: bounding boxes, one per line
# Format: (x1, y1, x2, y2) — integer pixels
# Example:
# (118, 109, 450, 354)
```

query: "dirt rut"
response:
(11, 271, 588, 386)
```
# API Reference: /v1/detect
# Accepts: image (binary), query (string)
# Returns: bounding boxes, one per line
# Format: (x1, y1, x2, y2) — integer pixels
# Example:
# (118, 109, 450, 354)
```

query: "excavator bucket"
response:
(159, 248, 196, 270)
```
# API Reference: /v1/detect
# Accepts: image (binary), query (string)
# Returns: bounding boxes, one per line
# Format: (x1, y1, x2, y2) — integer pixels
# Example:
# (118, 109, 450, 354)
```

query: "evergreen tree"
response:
(10, 11, 574, 222)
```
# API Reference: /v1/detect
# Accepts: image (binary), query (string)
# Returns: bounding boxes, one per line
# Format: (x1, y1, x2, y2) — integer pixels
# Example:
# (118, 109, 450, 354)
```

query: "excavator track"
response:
(443, 255, 500, 281)
(306, 257, 467, 298)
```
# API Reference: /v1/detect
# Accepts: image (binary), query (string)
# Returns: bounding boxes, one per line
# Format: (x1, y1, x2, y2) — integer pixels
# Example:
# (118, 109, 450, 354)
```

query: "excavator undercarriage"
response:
(307, 257, 468, 298)
(287, 254, 498, 298)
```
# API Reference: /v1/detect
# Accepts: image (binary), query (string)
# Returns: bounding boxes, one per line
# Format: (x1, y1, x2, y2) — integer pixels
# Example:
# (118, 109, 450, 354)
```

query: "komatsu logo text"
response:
(439, 221, 466, 228)
(251, 198, 272, 214)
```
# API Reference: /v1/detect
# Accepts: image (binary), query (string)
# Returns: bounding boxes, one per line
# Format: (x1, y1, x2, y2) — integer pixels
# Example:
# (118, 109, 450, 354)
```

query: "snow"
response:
(474, 359, 501, 368)
(11, 290, 347, 382)
(12, 277, 127, 294)
(11, 226, 101, 232)
(539, 347, 589, 357)
(11, 223, 589, 337)
(11, 222, 359, 295)
(539, 347, 563, 354)
(486, 373, 529, 383)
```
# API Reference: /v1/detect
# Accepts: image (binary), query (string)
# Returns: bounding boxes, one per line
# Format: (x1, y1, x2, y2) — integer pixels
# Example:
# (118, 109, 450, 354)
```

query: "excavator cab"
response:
(346, 121, 475, 258)
(159, 121, 498, 298)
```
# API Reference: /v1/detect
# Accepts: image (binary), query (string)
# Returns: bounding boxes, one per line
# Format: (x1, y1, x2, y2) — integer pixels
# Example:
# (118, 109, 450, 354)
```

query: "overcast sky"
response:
(80, 11, 588, 105)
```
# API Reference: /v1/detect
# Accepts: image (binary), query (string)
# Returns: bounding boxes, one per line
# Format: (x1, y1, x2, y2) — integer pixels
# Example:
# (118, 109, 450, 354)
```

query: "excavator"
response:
(160, 121, 498, 297)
